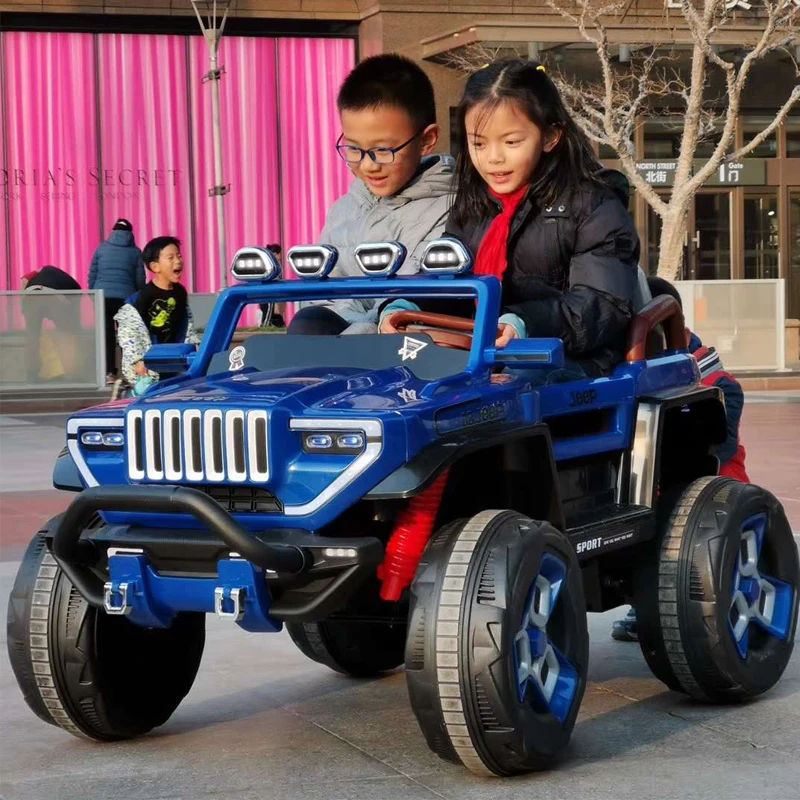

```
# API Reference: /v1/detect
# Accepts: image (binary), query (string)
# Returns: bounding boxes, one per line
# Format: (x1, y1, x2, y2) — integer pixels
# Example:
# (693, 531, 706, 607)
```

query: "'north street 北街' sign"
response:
(635, 161, 678, 186)
(635, 159, 766, 187)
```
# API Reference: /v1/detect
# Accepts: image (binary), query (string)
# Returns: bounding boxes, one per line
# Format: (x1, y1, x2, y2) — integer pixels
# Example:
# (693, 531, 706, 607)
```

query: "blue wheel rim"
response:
(512, 552, 579, 723)
(728, 512, 795, 659)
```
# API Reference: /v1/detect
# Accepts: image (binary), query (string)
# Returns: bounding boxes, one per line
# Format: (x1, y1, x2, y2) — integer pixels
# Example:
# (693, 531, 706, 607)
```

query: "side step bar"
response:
(566, 505, 656, 561)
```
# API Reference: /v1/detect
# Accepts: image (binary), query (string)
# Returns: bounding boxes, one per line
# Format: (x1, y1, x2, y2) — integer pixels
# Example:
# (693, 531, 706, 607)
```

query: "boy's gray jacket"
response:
(311, 154, 455, 324)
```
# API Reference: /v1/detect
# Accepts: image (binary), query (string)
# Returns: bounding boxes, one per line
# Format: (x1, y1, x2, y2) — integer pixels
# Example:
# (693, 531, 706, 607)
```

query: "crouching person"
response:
(114, 236, 199, 396)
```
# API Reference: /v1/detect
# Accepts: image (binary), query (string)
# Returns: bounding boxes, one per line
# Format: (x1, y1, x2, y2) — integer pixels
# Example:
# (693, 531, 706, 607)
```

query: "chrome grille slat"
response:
(247, 411, 269, 482)
(225, 411, 247, 482)
(127, 410, 144, 481)
(163, 410, 182, 481)
(204, 411, 225, 481)
(144, 410, 164, 480)
(130, 408, 264, 484)
(183, 410, 203, 481)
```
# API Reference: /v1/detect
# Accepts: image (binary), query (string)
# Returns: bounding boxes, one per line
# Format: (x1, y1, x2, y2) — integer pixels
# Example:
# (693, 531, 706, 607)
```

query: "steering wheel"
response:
(386, 311, 502, 351)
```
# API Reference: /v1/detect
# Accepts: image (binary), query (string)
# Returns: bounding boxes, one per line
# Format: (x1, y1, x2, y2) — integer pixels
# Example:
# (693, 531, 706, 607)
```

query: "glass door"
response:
(789, 190, 800, 320)
(744, 192, 779, 279)
(691, 192, 732, 280)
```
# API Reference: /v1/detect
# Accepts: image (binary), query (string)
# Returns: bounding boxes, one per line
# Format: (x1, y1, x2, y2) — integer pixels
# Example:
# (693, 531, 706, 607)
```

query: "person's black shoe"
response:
(611, 607, 638, 641)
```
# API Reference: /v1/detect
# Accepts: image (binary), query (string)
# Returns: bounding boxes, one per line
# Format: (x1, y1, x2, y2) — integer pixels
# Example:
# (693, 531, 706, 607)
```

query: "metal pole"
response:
(192, 1, 231, 291)
(209, 32, 227, 290)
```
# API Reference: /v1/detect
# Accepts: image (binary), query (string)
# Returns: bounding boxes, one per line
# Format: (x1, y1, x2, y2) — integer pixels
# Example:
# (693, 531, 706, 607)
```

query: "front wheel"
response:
(406, 511, 589, 776)
(7, 522, 206, 740)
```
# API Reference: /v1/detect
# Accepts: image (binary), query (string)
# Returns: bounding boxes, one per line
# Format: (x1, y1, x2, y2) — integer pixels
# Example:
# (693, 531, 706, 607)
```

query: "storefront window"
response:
(789, 191, 800, 319)
(787, 118, 800, 159)
(643, 121, 681, 159)
(642, 119, 728, 160)
(743, 193, 779, 280)
(742, 116, 777, 158)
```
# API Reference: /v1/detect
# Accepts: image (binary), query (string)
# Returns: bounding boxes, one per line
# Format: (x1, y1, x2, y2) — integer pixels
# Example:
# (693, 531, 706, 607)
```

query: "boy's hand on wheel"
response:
(379, 317, 398, 334)
(495, 323, 520, 349)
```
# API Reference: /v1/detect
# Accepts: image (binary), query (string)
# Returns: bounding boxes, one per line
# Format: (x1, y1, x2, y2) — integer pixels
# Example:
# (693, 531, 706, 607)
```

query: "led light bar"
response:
(287, 244, 339, 279)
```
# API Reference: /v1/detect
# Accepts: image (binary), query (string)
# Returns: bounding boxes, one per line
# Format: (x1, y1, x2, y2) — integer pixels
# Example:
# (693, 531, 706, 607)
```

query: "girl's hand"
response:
(134, 360, 148, 377)
(495, 323, 520, 349)
(379, 317, 398, 334)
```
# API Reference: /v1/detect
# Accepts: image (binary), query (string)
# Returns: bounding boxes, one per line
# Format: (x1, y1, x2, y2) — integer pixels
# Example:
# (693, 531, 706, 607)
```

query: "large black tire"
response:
(635, 477, 798, 702)
(285, 579, 407, 677)
(7, 523, 206, 740)
(406, 510, 589, 776)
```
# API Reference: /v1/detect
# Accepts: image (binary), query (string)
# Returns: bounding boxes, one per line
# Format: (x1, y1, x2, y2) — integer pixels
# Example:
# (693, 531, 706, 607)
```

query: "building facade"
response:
(1, 1, 798, 339)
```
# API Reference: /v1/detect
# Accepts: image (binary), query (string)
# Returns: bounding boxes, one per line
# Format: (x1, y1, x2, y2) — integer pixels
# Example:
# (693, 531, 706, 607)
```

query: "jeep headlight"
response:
(301, 431, 365, 454)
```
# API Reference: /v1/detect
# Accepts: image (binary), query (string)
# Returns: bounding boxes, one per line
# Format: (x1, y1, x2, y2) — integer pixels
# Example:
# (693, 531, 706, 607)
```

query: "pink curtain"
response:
(277, 38, 354, 256)
(0, 76, 7, 288)
(1, 32, 354, 296)
(97, 34, 193, 287)
(2, 33, 100, 290)
(189, 36, 282, 293)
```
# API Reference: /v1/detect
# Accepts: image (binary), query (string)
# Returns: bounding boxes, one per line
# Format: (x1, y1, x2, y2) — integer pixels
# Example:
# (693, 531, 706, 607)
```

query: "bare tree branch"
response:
(437, 0, 798, 277)
(732, 85, 800, 161)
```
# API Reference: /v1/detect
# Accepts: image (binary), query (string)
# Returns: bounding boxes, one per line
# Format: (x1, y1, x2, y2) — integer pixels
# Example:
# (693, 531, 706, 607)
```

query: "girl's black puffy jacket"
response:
(440, 169, 641, 376)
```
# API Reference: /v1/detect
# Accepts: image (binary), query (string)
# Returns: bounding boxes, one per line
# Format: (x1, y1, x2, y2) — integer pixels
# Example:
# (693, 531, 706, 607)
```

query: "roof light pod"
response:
(421, 237, 473, 275)
(230, 247, 282, 282)
(287, 244, 339, 279)
(354, 242, 407, 277)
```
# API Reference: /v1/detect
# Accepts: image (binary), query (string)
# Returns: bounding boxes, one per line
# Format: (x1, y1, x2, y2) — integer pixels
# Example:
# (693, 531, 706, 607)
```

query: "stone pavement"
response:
(0, 398, 798, 800)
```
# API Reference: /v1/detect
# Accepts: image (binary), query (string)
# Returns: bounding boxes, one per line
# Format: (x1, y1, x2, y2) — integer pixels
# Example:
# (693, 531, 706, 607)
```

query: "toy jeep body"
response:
(7, 242, 798, 776)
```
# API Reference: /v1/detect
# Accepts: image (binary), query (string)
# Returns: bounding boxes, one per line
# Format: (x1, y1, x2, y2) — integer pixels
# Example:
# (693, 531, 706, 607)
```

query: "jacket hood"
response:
(108, 229, 135, 247)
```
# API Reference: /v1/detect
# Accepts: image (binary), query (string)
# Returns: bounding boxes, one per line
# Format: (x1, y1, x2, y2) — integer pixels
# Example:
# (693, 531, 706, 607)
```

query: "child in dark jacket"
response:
(113, 236, 198, 394)
(612, 276, 749, 641)
(380, 59, 640, 380)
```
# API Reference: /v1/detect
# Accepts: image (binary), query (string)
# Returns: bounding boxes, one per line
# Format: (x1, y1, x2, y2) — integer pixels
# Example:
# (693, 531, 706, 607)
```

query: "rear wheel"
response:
(7, 522, 206, 740)
(406, 511, 588, 776)
(635, 477, 798, 701)
(286, 579, 407, 677)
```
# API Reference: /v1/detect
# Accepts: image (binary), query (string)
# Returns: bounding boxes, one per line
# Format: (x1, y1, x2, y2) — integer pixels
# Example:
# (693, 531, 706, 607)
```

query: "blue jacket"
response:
(88, 230, 145, 300)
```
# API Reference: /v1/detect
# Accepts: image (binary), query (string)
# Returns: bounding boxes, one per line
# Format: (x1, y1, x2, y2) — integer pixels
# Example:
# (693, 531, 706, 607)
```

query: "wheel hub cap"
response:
(513, 552, 579, 723)
(728, 513, 794, 659)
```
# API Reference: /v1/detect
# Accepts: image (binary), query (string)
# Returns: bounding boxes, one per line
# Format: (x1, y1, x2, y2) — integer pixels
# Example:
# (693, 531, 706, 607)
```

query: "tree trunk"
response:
(656, 205, 690, 281)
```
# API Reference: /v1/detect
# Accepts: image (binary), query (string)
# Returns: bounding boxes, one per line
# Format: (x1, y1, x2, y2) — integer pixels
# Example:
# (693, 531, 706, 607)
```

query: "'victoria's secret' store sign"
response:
(2, 167, 181, 201)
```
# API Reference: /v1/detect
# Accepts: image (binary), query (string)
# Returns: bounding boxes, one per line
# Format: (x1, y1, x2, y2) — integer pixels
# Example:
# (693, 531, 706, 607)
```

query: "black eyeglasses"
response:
(335, 130, 425, 165)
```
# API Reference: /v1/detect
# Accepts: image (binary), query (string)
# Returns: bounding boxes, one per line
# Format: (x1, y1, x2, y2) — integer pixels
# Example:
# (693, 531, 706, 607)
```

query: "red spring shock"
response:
(378, 469, 449, 602)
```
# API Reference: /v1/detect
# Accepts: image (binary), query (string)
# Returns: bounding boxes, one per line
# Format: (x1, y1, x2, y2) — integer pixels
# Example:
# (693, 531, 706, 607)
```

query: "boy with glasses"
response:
(289, 54, 454, 335)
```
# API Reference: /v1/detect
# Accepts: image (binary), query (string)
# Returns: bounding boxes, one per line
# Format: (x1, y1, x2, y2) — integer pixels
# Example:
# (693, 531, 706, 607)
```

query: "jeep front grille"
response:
(127, 409, 269, 483)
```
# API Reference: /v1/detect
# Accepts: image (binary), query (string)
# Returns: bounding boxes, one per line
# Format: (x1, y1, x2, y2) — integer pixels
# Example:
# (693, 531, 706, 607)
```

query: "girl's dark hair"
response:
(451, 59, 603, 228)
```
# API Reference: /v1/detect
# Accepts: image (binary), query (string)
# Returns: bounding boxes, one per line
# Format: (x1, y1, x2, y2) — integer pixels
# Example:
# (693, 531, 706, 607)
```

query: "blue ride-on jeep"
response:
(7, 239, 799, 776)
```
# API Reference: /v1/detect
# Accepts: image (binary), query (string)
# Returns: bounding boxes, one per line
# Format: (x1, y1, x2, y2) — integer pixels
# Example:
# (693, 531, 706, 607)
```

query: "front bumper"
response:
(51, 485, 384, 629)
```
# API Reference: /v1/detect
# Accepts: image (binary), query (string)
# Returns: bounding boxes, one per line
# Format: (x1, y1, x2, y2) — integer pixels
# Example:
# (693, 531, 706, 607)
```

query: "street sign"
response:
(634, 159, 767, 187)
(635, 161, 677, 187)
(696, 158, 767, 186)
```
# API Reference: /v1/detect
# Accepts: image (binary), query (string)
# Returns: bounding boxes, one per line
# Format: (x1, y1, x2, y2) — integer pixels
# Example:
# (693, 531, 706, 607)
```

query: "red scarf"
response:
(473, 186, 528, 280)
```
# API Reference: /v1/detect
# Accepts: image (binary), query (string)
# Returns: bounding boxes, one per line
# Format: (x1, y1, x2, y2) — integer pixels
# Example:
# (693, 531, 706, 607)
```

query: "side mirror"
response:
(493, 338, 564, 369)
(143, 343, 196, 376)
